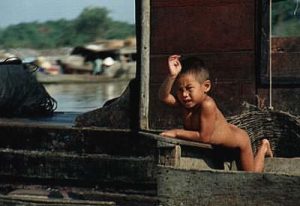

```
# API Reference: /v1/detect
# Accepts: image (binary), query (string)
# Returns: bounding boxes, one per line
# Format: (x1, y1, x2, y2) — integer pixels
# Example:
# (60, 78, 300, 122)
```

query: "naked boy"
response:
(158, 55, 273, 172)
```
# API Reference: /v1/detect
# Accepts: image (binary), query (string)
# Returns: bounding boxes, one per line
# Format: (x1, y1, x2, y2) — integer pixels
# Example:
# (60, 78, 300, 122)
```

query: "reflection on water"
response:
(44, 81, 129, 112)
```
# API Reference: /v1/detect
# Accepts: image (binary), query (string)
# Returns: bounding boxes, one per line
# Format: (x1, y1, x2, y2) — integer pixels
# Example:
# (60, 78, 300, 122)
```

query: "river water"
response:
(44, 81, 130, 113)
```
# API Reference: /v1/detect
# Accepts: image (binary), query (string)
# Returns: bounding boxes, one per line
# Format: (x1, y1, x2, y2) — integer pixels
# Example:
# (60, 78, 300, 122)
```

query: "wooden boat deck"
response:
(0, 113, 158, 205)
(0, 113, 299, 205)
(0, 112, 79, 128)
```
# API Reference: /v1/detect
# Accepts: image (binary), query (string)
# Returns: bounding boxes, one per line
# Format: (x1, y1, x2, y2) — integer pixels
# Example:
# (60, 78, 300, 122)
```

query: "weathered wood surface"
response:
(0, 149, 155, 187)
(265, 158, 300, 176)
(0, 122, 156, 157)
(143, 131, 227, 169)
(257, 36, 300, 115)
(0, 122, 299, 206)
(272, 37, 300, 79)
(257, 88, 300, 115)
(137, 0, 151, 130)
(156, 140, 225, 170)
(140, 131, 212, 149)
(157, 166, 300, 206)
(0, 112, 78, 127)
(0, 122, 159, 199)
(149, 0, 300, 130)
(0, 185, 159, 206)
(151, 0, 254, 54)
(149, 0, 257, 129)
(0, 194, 116, 206)
(259, 37, 300, 85)
(0, 125, 166, 205)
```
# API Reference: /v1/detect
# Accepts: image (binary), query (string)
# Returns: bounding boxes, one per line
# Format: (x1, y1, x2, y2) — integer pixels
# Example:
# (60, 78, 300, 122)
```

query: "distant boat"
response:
(35, 45, 137, 84)
(35, 68, 135, 84)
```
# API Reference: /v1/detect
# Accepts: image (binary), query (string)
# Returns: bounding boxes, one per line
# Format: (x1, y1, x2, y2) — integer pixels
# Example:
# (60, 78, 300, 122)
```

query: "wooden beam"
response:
(157, 166, 300, 206)
(138, 0, 150, 130)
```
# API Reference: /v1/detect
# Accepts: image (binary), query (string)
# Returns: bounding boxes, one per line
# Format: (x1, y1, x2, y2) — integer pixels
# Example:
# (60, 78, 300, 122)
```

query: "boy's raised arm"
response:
(158, 55, 181, 106)
(158, 75, 178, 106)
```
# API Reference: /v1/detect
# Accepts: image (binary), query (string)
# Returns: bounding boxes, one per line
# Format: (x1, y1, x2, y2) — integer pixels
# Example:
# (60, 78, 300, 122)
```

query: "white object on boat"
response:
(103, 57, 115, 66)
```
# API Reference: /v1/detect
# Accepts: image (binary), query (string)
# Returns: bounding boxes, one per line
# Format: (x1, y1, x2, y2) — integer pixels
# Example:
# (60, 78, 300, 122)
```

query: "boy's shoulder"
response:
(202, 95, 216, 106)
(201, 96, 217, 113)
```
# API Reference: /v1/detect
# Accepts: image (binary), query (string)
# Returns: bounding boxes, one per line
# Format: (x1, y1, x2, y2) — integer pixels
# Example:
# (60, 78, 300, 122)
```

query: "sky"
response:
(0, 0, 135, 28)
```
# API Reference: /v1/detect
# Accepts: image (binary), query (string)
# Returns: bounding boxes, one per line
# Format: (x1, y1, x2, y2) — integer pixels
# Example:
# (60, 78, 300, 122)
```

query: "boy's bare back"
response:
(182, 95, 248, 149)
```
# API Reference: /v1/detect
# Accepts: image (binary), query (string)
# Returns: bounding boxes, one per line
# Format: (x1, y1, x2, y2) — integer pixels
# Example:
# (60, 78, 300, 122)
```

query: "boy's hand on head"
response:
(168, 55, 181, 77)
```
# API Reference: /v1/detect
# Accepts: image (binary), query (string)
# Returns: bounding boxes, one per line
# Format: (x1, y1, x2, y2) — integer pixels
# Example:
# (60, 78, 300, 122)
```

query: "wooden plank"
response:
(0, 125, 157, 156)
(152, 0, 251, 8)
(179, 157, 223, 170)
(264, 158, 300, 176)
(158, 145, 225, 170)
(138, 0, 151, 130)
(157, 166, 300, 206)
(151, 1, 254, 54)
(0, 194, 116, 206)
(141, 131, 226, 170)
(158, 144, 181, 167)
(65, 190, 158, 206)
(149, 0, 257, 129)
(272, 37, 300, 52)
(0, 149, 156, 188)
(257, 88, 300, 120)
(5, 186, 158, 206)
(272, 52, 300, 78)
(0, 112, 80, 127)
(139, 131, 213, 149)
(268, 37, 300, 83)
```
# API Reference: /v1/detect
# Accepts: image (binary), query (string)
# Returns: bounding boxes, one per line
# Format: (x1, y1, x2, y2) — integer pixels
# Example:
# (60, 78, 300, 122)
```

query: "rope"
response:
(269, 0, 274, 110)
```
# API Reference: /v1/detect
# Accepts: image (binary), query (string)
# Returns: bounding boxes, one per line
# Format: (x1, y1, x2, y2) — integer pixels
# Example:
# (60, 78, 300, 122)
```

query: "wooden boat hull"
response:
(0, 114, 158, 205)
(0, 115, 299, 205)
(158, 166, 300, 206)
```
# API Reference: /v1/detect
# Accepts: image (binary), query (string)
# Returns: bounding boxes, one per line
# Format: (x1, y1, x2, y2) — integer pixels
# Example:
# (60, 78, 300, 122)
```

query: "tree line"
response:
(0, 2, 297, 49)
(272, 0, 300, 37)
(0, 7, 135, 49)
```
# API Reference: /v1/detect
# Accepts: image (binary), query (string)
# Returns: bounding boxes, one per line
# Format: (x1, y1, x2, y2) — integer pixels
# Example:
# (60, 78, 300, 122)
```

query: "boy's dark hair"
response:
(180, 56, 209, 83)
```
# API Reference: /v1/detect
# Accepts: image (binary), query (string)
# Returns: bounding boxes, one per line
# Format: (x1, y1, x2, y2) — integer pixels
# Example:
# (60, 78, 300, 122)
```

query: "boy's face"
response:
(176, 73, 210, 109)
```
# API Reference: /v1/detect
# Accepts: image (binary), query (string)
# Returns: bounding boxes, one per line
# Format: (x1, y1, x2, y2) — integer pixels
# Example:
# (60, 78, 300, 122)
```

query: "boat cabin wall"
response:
(146, 0, 300, 130)
(149, 0, 256, 129)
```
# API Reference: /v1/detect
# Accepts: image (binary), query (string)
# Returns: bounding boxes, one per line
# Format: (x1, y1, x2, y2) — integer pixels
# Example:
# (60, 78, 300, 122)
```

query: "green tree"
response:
(73, 7, 112, 43)
(105, 21, 135, 39)
(0, 6, 135, 49)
